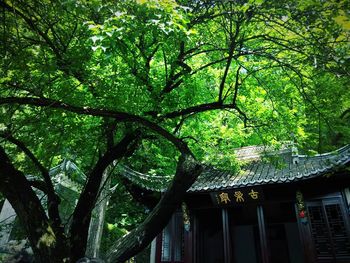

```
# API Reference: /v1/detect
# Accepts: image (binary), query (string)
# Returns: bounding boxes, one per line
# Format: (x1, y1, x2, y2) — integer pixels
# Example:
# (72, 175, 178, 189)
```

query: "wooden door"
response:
(306, 197, 350, 262)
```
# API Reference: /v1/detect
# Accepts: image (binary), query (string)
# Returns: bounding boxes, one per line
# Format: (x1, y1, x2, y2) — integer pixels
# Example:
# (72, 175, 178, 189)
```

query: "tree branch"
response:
(0, 132, 62, 229)
(218, 19, 241, 102)
(28, 179, 49, 193)
(161, 41, 191, 94)
(0, 1, 62, 59)
(190, 56, 229, 76)
(340, 108, 350, 119)
(69, 132, 140, 261)
(0, 96, 191, 155)
(231, 65, 241, 103)
(0, 146, 67, 262)
(163, 101, 235, 119)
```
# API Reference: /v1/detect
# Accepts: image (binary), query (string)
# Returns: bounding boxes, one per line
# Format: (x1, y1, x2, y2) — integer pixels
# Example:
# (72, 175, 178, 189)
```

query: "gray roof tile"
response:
(120, 145, 350, 193)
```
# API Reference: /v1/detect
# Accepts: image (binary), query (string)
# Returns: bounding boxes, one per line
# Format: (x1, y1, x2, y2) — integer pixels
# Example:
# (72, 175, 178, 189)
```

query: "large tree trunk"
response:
(106, 154, 202, 263)
(0, 147, 68, 263)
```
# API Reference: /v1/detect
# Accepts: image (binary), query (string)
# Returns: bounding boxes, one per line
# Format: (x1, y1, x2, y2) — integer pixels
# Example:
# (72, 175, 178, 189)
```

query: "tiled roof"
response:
(26, 159, 86, 193)
(232, 144, 292, 161)
(120, 145, 350, 193)
(50, 159, 86, 192)
(121, 165, 172, 192)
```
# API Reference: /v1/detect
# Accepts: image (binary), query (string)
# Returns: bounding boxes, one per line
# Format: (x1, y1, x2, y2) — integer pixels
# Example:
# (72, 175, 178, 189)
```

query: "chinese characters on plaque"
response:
(211, 187, 263, 206)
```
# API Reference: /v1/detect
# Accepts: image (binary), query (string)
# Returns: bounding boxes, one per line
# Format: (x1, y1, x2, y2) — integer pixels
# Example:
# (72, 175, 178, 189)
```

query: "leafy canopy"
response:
(0, 0, 349, 258)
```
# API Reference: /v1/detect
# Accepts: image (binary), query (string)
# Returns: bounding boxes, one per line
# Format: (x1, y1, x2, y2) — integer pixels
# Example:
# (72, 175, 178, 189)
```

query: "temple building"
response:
(122, 144, 350, 263)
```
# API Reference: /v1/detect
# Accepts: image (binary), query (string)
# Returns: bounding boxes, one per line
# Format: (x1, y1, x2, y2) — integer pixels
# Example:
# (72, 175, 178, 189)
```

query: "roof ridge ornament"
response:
(292, 144, 299, 164)
(290, 133, 299, 164)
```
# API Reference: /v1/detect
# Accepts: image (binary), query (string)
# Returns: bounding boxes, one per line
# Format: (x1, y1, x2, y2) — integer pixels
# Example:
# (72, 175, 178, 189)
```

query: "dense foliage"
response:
(0, 0, 349, 262)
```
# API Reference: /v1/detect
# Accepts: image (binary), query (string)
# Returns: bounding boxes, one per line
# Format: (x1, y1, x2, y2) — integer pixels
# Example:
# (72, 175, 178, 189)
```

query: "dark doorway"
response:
(229, 205, 259, 263)
(195, 209, 224, 263)
(264, 202, 304, 263)
(266, 223, 290, 263)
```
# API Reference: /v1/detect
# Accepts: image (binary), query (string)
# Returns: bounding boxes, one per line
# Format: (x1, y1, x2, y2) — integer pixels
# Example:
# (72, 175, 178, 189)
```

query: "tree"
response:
(0, 0, 349, 262)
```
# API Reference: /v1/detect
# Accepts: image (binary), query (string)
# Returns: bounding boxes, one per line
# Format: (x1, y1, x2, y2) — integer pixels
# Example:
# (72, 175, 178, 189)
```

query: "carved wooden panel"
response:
(307, 198, 350, 262)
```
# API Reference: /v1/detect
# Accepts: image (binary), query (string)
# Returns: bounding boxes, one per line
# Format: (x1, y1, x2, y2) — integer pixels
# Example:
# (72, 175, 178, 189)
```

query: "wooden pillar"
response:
(222, 208, 232, 263)
(295, 203, 317, 263)
(257, 205, 269, 263)
(192, 212, 198, 263)
(155, 233, 162, 263)
(170, 214, 175, 262)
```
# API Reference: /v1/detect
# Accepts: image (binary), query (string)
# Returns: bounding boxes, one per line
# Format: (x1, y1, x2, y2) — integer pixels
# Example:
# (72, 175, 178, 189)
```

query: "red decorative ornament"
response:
(299, 210, 305, 218)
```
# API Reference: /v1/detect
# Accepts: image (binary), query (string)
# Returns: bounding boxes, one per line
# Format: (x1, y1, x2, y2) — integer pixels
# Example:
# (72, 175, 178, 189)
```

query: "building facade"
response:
(123, 145, 350, 263)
